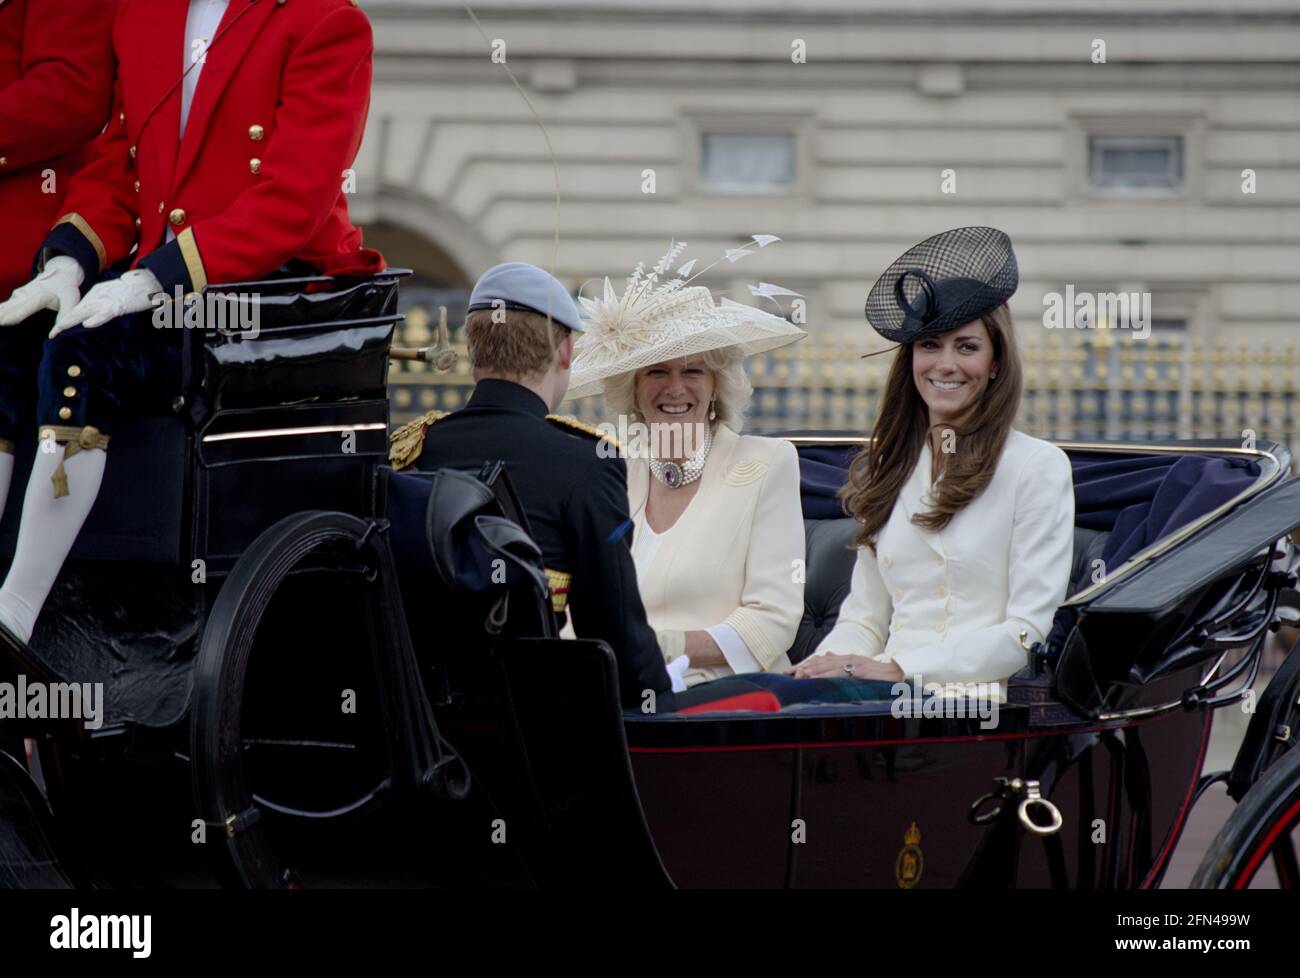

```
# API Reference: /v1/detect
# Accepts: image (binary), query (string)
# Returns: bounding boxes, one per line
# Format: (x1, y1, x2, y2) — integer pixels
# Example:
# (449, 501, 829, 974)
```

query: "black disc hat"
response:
(865, 227, 1018, 345)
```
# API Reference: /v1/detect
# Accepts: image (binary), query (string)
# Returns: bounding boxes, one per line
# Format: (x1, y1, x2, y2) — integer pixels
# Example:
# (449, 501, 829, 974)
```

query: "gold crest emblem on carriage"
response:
(895, 821, 924, 888)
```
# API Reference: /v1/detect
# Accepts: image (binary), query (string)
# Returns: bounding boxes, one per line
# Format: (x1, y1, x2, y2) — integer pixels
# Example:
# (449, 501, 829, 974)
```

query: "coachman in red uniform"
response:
(0, 0, 384, 651)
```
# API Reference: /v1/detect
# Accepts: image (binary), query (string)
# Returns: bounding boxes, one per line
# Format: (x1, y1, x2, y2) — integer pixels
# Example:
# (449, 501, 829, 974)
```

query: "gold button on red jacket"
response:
(42, 0, 384, 294)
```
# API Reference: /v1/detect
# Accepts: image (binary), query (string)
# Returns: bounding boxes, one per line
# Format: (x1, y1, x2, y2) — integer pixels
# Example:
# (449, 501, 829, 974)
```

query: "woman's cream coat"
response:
(629, 423, 805, 686)
(811, 428, 1075, 691)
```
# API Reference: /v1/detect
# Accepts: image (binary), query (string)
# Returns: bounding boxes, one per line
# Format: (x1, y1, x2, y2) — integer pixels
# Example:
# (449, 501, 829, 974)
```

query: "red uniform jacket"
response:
(45, 0, 383, 295)
(0, 0, 117, 298)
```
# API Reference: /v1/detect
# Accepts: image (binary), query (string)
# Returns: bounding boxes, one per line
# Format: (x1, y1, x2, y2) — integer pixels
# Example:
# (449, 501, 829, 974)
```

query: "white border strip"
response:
(202, 423, 388, 444)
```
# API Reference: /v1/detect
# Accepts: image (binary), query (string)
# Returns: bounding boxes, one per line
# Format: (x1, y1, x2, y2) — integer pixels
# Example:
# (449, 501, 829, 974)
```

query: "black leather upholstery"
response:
(789, 519, 858, 663)
(788, 518, 1109, 664)
(1068, 527, 1110, 596)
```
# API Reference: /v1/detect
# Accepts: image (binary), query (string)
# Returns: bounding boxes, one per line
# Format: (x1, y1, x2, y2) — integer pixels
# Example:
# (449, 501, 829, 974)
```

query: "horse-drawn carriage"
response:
(1, 272, 1298, 889)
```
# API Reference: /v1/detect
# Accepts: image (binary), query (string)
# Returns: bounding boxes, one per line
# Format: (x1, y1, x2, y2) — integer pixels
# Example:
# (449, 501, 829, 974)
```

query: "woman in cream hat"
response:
(567, 238, 807, 689)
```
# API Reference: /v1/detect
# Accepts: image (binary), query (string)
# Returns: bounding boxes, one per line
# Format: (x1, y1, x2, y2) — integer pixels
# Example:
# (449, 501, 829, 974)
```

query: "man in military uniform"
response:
(0, 0, 383, 650)
(389, 262, 675, 711)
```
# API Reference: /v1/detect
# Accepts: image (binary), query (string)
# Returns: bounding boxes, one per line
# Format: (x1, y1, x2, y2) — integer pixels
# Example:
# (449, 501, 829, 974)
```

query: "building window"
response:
(700, 131, 796, 192)
(1088, 135, 1184, 191)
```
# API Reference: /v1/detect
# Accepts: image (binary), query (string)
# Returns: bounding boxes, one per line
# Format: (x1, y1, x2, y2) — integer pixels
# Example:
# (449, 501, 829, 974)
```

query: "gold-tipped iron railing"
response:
(388, 313, 1298, 449)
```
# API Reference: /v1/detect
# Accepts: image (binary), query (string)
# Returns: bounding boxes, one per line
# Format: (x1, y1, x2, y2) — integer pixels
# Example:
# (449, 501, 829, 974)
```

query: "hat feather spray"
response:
(568, 236, 808, 400)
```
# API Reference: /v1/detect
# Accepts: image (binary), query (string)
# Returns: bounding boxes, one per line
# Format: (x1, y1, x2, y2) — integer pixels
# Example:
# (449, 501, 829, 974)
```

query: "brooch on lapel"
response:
(724, 459, 768, 486)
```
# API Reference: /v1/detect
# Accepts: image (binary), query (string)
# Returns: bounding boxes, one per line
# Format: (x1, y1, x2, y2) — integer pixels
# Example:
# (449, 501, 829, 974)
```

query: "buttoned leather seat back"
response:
(787, 517, 1109, 664)
(788, 518, 858, 664)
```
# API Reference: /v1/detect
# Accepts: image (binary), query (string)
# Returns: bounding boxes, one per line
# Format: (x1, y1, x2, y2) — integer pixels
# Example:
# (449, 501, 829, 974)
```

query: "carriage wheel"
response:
(190, 510, 458, 888)
(1190, 745, 1300, 889)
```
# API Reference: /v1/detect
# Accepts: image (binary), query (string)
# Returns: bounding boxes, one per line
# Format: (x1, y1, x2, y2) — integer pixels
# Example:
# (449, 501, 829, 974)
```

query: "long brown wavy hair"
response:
(842, 304, 1022, 549)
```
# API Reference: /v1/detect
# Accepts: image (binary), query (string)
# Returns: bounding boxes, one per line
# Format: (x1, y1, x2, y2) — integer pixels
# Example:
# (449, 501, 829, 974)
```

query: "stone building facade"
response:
(350, 0, 1300, 443)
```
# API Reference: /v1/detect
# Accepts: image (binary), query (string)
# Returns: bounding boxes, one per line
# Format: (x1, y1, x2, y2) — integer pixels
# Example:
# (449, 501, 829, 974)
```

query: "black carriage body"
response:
(419, 435, 1300, 890)
(623, 696, 1212, 889)
(4, 281, 1300, 888)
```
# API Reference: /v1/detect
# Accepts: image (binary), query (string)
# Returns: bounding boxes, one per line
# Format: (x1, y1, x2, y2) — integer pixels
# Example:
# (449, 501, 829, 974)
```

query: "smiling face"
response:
(634, 356, 715, 439)
(911, 319, 999, 427)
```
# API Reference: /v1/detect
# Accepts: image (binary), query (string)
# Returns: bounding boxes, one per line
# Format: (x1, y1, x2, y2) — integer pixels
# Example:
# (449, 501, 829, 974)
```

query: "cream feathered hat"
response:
(566, 236, 808, 399)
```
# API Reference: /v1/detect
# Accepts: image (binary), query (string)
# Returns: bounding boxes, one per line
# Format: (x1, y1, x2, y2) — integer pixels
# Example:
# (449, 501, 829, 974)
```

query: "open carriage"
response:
(1, 272, 1299, 890)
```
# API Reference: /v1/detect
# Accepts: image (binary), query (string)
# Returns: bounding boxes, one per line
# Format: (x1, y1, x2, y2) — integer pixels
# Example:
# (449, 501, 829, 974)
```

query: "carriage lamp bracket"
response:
(969, 777, 1063, 837)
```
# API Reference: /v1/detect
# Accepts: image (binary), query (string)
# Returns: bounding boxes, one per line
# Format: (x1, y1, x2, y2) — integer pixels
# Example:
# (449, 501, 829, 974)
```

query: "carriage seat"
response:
(786, 518, 1109, 664)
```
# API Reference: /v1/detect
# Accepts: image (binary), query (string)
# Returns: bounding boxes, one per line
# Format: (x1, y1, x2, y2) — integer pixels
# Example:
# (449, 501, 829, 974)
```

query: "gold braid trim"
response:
(0, 439, 13, 455)
(545, 568, 572, 614)
(55, 213, 107, 272)
(388, 410, 447, 471)
(545, 414, 623, 452)
(40, 425, 110, 498)
(177, 227, 208, 293)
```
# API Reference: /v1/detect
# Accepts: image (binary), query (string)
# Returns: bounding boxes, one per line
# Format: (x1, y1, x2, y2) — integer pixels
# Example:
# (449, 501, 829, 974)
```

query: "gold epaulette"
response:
(545, 414, 622, 452)
(388, 410, 447, 471)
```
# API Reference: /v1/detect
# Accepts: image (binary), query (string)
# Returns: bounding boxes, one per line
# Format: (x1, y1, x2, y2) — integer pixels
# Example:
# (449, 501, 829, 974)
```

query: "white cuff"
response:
(707, 623, 761, 676)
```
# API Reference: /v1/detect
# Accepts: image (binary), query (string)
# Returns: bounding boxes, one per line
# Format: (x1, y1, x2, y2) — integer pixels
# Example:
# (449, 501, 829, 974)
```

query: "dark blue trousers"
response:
(0, 285, 179, 442)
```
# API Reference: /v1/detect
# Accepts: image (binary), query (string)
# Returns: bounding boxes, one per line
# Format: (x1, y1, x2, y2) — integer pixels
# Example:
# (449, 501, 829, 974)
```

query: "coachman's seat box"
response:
(0, 270, 406, 732)
(0, 270, 405, 576)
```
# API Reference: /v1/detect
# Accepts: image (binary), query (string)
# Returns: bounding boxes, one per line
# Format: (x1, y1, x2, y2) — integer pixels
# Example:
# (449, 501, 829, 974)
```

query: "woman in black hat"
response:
(745, 227, 1076, 703)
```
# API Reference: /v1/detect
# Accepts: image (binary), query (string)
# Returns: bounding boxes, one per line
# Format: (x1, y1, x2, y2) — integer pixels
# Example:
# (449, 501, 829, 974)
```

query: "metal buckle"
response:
(968, 776, 1063, 836)
(220, 806, 262, 838)
(1018, 781, 1064, 837)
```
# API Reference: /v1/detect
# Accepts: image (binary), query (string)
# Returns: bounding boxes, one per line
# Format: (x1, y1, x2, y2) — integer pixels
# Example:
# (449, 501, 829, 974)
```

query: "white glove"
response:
(49, 268, 164, 337)
(0, 256, 85, 328)
(666, 653, 691, 693)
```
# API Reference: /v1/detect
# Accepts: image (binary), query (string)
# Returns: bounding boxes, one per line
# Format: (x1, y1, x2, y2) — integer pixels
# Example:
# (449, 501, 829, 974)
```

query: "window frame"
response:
(1066, 111, 1205, 202)
(680, 110, 815, 201)
(1088, 134, 1186, 192)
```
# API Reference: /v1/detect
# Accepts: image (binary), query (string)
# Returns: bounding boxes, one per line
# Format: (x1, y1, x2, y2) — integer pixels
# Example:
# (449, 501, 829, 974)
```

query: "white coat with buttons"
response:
(811, 428, 1075, 691)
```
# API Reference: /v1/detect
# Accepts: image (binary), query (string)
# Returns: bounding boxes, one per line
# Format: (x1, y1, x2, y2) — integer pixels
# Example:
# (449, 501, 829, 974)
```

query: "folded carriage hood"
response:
(1083, 475, 1300, 616)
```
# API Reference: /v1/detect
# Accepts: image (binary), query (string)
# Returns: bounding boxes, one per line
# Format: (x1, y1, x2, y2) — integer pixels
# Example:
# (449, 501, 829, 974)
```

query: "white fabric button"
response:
(936, 586, 947, 598)
(893, 589, 903, 601)
(934, 619, 946, 633)
(932, 552, 944, 566)
(882, 554, 893, 568)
